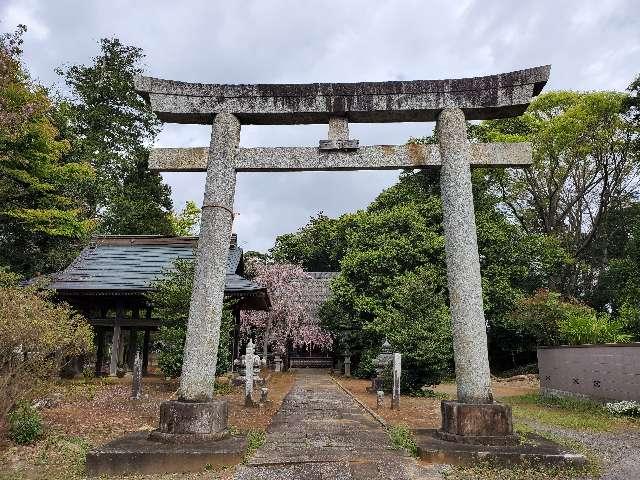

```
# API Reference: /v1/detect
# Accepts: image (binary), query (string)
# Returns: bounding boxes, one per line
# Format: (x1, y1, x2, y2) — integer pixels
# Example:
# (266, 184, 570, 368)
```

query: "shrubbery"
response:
(507, 289, 632, 349)
(605, 400, 640, 417)
(8, 401, 42, 445)
(0, 284, 93, 430)
(149, 259, 233, 379)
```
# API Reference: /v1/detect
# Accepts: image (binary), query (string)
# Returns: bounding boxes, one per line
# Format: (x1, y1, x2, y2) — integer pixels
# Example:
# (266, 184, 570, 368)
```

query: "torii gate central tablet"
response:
(136, 65, 550, 444)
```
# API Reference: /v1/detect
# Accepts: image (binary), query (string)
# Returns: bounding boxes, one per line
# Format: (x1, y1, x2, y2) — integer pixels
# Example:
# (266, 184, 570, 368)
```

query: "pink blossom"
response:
(240, 261, 333, 355)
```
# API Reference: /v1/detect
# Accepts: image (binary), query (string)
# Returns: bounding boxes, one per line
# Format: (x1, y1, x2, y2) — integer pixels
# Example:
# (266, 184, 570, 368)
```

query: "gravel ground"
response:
(523, 421, 640, 480)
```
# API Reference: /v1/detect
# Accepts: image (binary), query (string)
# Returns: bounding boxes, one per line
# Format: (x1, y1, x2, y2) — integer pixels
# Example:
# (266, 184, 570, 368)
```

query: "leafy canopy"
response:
(0, 26, 95, 277)
(58, 37, 176, 235)
(148, 258, 233, 377)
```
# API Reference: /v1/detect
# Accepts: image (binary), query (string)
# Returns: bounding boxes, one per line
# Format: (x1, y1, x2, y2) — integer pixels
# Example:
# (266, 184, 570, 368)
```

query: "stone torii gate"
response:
(136, 65, 550, 444)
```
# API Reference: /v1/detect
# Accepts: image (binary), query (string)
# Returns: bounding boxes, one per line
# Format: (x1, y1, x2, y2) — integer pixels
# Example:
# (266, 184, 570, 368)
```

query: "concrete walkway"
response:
(234, 369, 442, 480)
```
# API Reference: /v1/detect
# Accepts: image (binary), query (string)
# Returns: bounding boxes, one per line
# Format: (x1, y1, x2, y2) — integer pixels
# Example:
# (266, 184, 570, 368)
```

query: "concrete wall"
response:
(537, 344, 640, 402)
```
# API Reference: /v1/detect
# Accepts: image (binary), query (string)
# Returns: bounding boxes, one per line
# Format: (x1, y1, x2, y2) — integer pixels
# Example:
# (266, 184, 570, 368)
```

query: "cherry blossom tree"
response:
(240, 261, 333, 358)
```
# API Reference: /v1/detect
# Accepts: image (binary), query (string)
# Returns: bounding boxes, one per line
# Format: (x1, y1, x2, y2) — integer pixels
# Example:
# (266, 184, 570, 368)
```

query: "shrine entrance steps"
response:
(234, 369, 443, 480)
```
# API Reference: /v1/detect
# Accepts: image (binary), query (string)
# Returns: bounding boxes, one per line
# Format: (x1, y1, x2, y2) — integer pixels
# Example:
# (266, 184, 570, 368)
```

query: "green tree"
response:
(307, 170, 569, 383)
(0, 26, 95, 277)
(271, 212, 353, 271)
(472, 91, 639, 298)
(148, 259, 234, 378)
(507, 289, 632, 350)
(58, 37, 175, 235)
(0, 283, 93, 427)
(170, 200, 201, 236)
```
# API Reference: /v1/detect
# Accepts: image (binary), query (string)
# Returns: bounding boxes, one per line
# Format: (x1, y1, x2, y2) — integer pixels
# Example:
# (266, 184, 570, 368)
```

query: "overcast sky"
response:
(2, 0, 639, 252)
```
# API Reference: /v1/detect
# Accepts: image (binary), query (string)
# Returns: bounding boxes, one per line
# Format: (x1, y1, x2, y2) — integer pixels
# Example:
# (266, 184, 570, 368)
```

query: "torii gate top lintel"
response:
(137, 66, 550, 173)
(134, 65, 550, 125)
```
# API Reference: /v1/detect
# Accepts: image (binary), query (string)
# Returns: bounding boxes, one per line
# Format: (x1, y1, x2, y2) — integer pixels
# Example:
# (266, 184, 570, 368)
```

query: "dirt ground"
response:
(0, 370, 295, 480)
(336, 375, 539, 429)
(434, 374, 540, 399)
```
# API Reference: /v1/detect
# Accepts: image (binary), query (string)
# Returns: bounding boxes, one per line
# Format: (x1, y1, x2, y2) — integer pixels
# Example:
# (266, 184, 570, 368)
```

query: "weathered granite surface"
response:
(179, 113, 239, 402)
(148, 142, 532, 172)
(437, 108, 492, 404)
(416, 429, 585, 467)
(135, 66, 550, 125)
(149, 399, 228, 443)
(437, 400, 518, 446)
(86, 432, 245, 475)
(235, 370, 443, 480)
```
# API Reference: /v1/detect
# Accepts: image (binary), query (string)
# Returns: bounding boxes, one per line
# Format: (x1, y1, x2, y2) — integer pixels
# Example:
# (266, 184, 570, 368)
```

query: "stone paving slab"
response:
(235, 369, 443, 479)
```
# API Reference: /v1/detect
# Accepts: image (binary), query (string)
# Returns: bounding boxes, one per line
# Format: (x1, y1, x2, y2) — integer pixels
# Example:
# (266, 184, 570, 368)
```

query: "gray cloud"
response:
(3, 0, 639, 251)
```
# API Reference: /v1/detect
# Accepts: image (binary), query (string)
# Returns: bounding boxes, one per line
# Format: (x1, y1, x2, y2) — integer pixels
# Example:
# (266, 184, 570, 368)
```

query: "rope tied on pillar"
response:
(202, 203, 235, 219)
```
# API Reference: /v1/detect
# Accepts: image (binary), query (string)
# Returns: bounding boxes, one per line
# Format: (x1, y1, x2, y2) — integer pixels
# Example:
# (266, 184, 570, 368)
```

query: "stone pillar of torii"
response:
(136, 66, 550, 445)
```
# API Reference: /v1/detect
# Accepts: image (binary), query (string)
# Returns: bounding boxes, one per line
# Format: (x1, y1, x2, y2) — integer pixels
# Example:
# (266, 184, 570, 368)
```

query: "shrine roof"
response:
(48, 235, 268, 308)
(297, 272, 339, 316)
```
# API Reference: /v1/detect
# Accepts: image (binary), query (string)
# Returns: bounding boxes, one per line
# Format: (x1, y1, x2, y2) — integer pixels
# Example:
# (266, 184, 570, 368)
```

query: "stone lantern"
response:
(368, 339, 394, 392)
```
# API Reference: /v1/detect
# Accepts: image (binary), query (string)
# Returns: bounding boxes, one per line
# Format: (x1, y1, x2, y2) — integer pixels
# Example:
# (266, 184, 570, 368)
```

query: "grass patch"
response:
(445, 459, 597, 480)
(1, 431, 91, 480)
(387, 423, 418, 457)
(411, 388, 449, 400)
(214, 380, 235, 395)
(505, 393, 637, 432)
(243, 429, 266, 463)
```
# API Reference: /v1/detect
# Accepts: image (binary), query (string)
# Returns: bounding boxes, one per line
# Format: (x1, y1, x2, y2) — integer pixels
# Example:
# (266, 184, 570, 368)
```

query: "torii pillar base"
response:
(86, 399, 245, 476)
(148, 400, 229, 444)
(437, 400, 518, 446)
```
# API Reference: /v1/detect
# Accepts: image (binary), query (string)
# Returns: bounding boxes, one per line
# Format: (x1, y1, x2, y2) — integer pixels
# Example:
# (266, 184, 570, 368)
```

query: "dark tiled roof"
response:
(48, 235, 259, 296)
(297, 272, 339, 319)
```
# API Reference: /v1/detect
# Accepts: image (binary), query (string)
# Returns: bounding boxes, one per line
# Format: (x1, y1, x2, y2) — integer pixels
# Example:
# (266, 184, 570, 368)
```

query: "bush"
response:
(369, 266, 454, 393)
(149, 259, 234, 379)
(606, 400, 640, 417)
(558, 311, 631, 345)
(508, 289, 631, 347)
(0, 286, 93, 429)
(8, 401, 43, 444)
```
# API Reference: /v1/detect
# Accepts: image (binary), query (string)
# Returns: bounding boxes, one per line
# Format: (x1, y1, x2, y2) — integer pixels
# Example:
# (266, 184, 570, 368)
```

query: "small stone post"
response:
(109, 325, 121, 376)
(391, 353, 401, 410)
(274, 355, 282, 373)
(344, 355, 351, 377)
(437, 108, 492, 405)
(131, 350, 143, 400)
(244, 340, 256, 407)
(376, 391, 384, 409)
(260, 388, 269, 403)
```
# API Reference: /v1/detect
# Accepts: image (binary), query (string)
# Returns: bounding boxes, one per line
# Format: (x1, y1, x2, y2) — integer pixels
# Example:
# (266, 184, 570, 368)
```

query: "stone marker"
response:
(274, 354, 282, 372)
(260, 388, 269, 404)
(391, 353, 401, 410)
(344, 355, 351, 378)
(242, 340, 261, 407)
(131, 350, 143, 400)
(376, 391, 384, 410)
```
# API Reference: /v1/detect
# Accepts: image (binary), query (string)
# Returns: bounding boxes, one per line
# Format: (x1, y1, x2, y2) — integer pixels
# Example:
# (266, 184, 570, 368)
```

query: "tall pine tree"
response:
(58, 38, 174, 234)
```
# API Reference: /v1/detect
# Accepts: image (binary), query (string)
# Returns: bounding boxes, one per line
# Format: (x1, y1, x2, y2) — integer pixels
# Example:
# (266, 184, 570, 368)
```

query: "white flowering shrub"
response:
(605, 400, 640, 417)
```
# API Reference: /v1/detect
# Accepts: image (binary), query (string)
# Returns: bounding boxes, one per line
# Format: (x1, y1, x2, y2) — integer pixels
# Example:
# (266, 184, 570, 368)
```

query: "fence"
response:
(537, 343, 640, 402)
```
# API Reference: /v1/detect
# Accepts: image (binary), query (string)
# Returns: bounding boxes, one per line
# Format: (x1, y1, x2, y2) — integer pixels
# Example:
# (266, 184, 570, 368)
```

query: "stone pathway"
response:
(234, 369, 442, 479)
